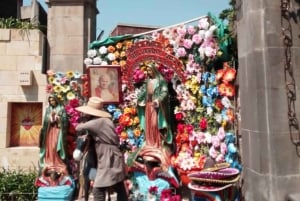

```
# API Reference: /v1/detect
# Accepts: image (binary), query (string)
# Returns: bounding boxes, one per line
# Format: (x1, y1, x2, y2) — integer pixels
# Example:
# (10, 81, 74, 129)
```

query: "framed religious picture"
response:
(87, 65, 122, 104)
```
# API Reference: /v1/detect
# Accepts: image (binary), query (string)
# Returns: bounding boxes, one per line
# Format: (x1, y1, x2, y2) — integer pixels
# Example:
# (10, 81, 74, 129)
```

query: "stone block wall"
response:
(0, 28, 47, 170)
(237, 0, 300, 200)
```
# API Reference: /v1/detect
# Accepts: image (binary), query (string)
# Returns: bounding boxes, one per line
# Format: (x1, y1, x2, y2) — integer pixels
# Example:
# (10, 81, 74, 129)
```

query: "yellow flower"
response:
(53, 85, 63, 93)
(67, 91, 76, 100)
(66, 71, 74, 79)
(56, 94, 63, 102)
(48, 76, 55, 83)
(114, 51, 120, 59)
(62, 85, 71, 93)
(120, 51, 126, 58)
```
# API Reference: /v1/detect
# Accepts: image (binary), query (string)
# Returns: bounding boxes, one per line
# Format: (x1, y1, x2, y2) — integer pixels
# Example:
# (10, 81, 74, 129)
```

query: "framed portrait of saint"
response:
(87, 65, 122, 104)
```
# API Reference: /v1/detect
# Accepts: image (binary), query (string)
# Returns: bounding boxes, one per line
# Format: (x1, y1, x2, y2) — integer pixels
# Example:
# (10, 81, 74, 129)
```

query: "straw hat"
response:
(75, 97, 111, 118)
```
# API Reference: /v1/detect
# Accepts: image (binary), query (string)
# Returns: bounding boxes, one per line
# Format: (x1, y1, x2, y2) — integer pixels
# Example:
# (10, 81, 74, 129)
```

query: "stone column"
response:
(46, 0, 98, 72)
(237, 0, 300, 200)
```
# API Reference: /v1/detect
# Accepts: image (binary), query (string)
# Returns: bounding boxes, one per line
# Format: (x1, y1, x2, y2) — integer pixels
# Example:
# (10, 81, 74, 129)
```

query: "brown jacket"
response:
(75, 117, 126, 187)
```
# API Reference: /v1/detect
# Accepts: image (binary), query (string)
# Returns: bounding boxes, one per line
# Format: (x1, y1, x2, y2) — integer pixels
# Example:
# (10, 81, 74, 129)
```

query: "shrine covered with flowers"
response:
(45, 13, 241, 200)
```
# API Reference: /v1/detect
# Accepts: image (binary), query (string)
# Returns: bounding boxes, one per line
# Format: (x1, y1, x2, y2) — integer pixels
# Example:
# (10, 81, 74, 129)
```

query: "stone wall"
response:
(0, 28, 47, 170)
(237, 0, 300, 200)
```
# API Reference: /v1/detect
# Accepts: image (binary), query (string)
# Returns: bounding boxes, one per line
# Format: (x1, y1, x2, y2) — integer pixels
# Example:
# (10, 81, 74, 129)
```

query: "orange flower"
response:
(107, 45, 116, 53)
(112, 61, 119, 65)
(133, 116, 140, 125)
(124, 40, 133, 49)
(226, 108, 235, 122)
(224, 83, 235, 97)
(120, 131, 128, 140)
(223, 68, 236, 83)
(116, 42, 123, 50)
(216, 69, 224, 81)
(218, 83, 227, 96)
(120, 60, 127, 67)
(119, 114, 131, 126)
(133, 128, 141, 137)
(196, 155, 206, 169)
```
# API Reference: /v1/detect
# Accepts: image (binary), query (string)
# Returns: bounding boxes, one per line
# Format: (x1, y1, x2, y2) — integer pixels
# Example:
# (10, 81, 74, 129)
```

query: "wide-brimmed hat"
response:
(75, 97, 111, 118)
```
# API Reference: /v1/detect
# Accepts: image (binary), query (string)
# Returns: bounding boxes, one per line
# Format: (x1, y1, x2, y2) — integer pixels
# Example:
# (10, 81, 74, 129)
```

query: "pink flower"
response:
(187, 25, 196, 35)
(215, 154, 224, 162)
(45, 84, 53, 93)
(68, 98, 80, 108)
(176, 47, 187, 57)
(176, 25, 187, 37)
(183, 39, 193, 49)
(209, 146, 218, 158)
(192, 33, 203, 45)
(115, 125, 124, 135)
(133, 68, 146, 83)
(211, 135, 220, 148)
(217, 127, 225, 140)
(220, 142, 227, 154)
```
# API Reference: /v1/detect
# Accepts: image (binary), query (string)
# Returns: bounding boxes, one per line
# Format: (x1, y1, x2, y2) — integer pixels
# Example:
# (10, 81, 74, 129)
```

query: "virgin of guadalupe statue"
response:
(137, 63, 173, 148)
(38, 95, 69, 175)
(134, 63, 174, 178)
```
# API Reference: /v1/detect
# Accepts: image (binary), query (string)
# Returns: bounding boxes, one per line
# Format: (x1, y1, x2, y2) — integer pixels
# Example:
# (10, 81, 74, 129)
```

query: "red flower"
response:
(148, 186, 158, 194)
(185, 124, 194, 134)
(215, 99, 224, 110)
(199, 118, 207, 131)
(119, 114, 131, 127)
(175, 112, 184, 121)
(176, 123, 185, 133)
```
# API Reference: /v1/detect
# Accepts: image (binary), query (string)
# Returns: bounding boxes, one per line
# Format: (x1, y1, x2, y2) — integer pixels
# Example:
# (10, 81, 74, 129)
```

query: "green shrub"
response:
(0, 168, 38, 201)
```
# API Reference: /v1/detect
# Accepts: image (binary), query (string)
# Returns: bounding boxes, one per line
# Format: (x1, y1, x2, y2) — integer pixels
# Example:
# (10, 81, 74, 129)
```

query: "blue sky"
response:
(23, 0, 230, 39)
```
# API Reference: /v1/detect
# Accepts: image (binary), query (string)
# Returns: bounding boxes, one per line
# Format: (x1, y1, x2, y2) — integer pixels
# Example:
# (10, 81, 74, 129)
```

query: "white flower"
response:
(101, 61, 108, 65)
(222, 97, 233, 108)
(99, 46, 107, 55)
(206, 106, 213, 116)
(87, 49, 97, 58)
(204, 132, 212, 144)
(107, 53, 116, 61)
(198, 18, 210, 30)
(204, 46, 217, 58)
(83, 58, 93, 65)
(93, 57, 102, 65)
(204, 25, 217, 39)
(180, 157, 195, 171)
(198, 46, 205, 59)
(215, 113, 222, 124)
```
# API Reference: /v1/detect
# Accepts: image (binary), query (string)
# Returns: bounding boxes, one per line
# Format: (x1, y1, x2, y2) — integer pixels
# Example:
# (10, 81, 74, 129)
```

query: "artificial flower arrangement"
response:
(82, 14, 241, 199)
(62, 13, 240, 200)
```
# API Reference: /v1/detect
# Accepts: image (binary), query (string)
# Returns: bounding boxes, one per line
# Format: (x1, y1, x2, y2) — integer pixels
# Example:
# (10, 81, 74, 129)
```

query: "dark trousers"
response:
(93, 181, 128, 201)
